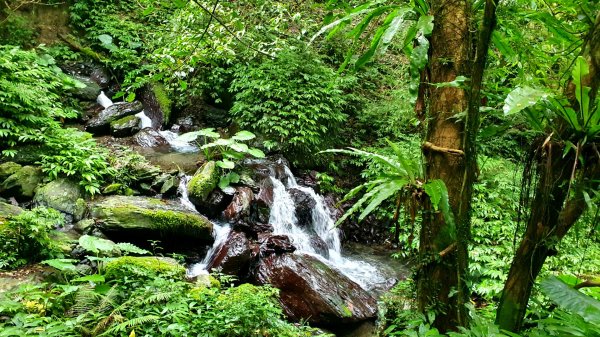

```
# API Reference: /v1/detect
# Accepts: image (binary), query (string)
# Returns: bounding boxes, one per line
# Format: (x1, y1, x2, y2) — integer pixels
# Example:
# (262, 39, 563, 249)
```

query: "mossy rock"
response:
(34, 178, 85, 221)
(187, 161, 219, 208)
(104, 256, 185, 280)
(110, 115, 140, 138)
(0, 201, 23, 217)
(152, 83, 172, 126)
(0, 162, 22, 182)
(91, 196, 214, 248)
(0, 166, 44, 200)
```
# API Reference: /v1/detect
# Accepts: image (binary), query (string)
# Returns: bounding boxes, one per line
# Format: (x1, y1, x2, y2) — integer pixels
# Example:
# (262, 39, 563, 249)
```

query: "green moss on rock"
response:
(104, 256, 185, 280)
(152, 83, 172, 125)
(187, 161, 219, 205)
(0, 166, 43, 200)
(0, 162, 22, 182)
(91, 196, 213, 245)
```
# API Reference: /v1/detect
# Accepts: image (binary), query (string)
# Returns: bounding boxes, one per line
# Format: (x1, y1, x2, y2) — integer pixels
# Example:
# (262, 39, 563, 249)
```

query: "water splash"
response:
(135, 111, 153, 129)
(97, 91, 113, 108)
(186, 222, 231, 277)
(159, 130, 198, 153)
(177, 175, 198, 213)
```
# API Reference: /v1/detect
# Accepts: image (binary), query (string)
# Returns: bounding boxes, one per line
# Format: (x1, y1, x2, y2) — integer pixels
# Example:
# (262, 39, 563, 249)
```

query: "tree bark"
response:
(417, 0, 471, 331)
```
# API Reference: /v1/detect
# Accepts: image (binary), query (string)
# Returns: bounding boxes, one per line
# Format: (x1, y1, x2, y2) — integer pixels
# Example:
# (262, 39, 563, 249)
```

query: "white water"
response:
(269, 162, 385, 290)
(134, 111, 198, 153)
(97, 91, 113, 108)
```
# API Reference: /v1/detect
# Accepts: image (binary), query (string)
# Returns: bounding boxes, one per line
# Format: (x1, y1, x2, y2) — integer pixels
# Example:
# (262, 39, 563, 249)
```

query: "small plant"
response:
(0, 207, 65, 270)
(176, 128, 265, 190)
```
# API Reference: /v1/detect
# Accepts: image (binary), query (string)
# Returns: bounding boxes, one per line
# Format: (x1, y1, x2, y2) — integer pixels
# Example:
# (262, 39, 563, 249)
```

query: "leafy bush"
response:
(0, 13, 36, 47)
(39, 129, 116, 196)
(230, 48, 350, 163)
(0, 207, 65, 270)
(0, 46, 81, 158)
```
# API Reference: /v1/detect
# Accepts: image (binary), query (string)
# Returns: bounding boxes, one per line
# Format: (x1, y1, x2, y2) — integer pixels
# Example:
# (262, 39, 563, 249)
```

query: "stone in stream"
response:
(139, 82, 172, 127)
(254, 178, 274, 223)
(252, 253, 378, 326)
(91, 196, 214, 249)
(110, 115, 141, 138)
(206, 231, 255, 278)
(223, 187, 254, 222)
(195, 189, 233, 218)
(0, 166, 44, 201)
(71, 76, 101, 101)
(86, 101, 144, 135)
(288, 187, 316, 227)
(258, 234, 296, 255)
(233, 220, 273, 239)
(34, 178, 86, 222)
(187, 161, 219, 210)
(133, 128, 169, 148)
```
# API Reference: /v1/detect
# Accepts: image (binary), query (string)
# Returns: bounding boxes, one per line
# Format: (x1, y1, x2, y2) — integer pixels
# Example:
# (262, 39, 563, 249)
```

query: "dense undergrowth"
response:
(0, 0, 599, 336)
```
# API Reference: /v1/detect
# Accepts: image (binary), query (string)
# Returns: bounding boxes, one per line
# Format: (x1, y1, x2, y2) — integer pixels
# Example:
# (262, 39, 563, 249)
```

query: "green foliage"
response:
(0, 46, 80, 158)
(0, 13, 36, 47)
(0, 207, 65, 270)
(39, 129, 116, 196)
(0, 275, 323, 337)
(178, 128, 265, 190)
(230, 48, 350, 163)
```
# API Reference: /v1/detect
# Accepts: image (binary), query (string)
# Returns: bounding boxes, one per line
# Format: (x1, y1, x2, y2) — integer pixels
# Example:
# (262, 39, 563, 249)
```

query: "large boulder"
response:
(0, 201, 23, 217)
(91, 196, 214, 249)
(207, 231, 255, 278)
(72, 76, 101, 101)
(0, 162, 22, 182)
(187, 161, 219, 210)
(252, 253, 377, 326)
(33, 178, 85, 221)
(194, 189, 233, 218)
(139, 82, 172, 127)
(223, 187, 254, 222)
(86, 101, 144, 134)
(0, 166, 44, 200)
(110, 115, 140, 137)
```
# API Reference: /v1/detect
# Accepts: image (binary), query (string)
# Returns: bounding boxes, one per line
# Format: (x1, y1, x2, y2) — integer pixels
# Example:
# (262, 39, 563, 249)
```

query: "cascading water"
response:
(268, 160, 385, 290)
(135, 111, 153, 129)
(97, 91, 113, 108)
(134, 111, 198, 153)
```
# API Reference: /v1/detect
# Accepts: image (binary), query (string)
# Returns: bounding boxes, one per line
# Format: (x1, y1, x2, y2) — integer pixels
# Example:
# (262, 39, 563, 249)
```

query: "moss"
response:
(104, 256, 185, 280)
(152, 82, 172, 125)
(187, 161, 219, 202)
(143, 208, 212, 234)
(110, 114, 138, 128)
(0, 162, 22, 181)
(340, 304, 353, 318)
(0, 166, 43, 198)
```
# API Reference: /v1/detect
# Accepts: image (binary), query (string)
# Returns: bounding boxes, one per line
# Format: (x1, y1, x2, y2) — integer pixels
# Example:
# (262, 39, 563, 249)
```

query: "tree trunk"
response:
(417, 0, 471, 331)
(497, 12, 600, 332)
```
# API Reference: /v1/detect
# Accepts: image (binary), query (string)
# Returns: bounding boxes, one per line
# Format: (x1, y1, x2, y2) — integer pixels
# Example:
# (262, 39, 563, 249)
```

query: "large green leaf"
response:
(358, 179, 406, 221)
(116, 242, 149, 255)
(79, 235, 117, 255)
(541, 276, 600, 323)
(42, 258, 79, 272)
(572, 57, 591, 128)
(503, 86, 550, 116)
(232, 130, 256, 141)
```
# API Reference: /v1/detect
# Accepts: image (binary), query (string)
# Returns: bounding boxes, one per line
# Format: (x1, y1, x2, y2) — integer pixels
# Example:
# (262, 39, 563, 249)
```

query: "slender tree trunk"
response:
(497, 12, 600, 332)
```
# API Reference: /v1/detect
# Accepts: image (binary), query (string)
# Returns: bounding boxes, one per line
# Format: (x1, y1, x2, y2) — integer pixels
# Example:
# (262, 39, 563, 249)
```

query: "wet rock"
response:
(86, 101, 144, 135)
(187, 161, 219, 210)
(224, 187, 254, 223)
(258, 234, 296, 255)
(254, 178, 274, 223)
(133, 128, 169, 148)
(0, 162, 22, 181)
(253, 253, 377, 325)
(139, 82, 172, 127)
(233, 220, 273, 239)
(195, 189, 233, 218)
(0, 166, 43, 201)
(91, 196, 214, 249)
(33, 178, 86, 221)
(74, 219, 95, 234)
(242, 156, 291, 182)
(288, 187, 315, 227)
(110, 115, 140, 137)
(310, 235, 330, 258)
(90, 67, 110, 88)
(72, 76, 101, 101)
(207, 231, 254, 277)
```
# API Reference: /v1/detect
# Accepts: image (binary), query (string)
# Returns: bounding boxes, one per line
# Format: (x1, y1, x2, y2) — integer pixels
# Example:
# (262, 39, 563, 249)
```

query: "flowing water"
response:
(97, 91, 113, 108)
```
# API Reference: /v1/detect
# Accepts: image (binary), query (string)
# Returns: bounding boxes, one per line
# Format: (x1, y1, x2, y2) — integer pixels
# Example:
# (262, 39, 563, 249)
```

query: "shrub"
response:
(39, 129, 116, 196)
(0, 207, 65, 270)
(230, 48, 350, 164)
(0, 45, 81, 158)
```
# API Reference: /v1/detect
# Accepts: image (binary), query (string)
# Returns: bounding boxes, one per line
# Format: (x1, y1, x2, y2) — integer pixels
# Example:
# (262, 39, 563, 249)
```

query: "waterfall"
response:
(135, 111, 153, 129)
(177, 175, 198, 213)
(159, 130, 198, 153)
(186, 223, 231, 278)
(269, 161, 385, 290)
(97, 91, 113, 108)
